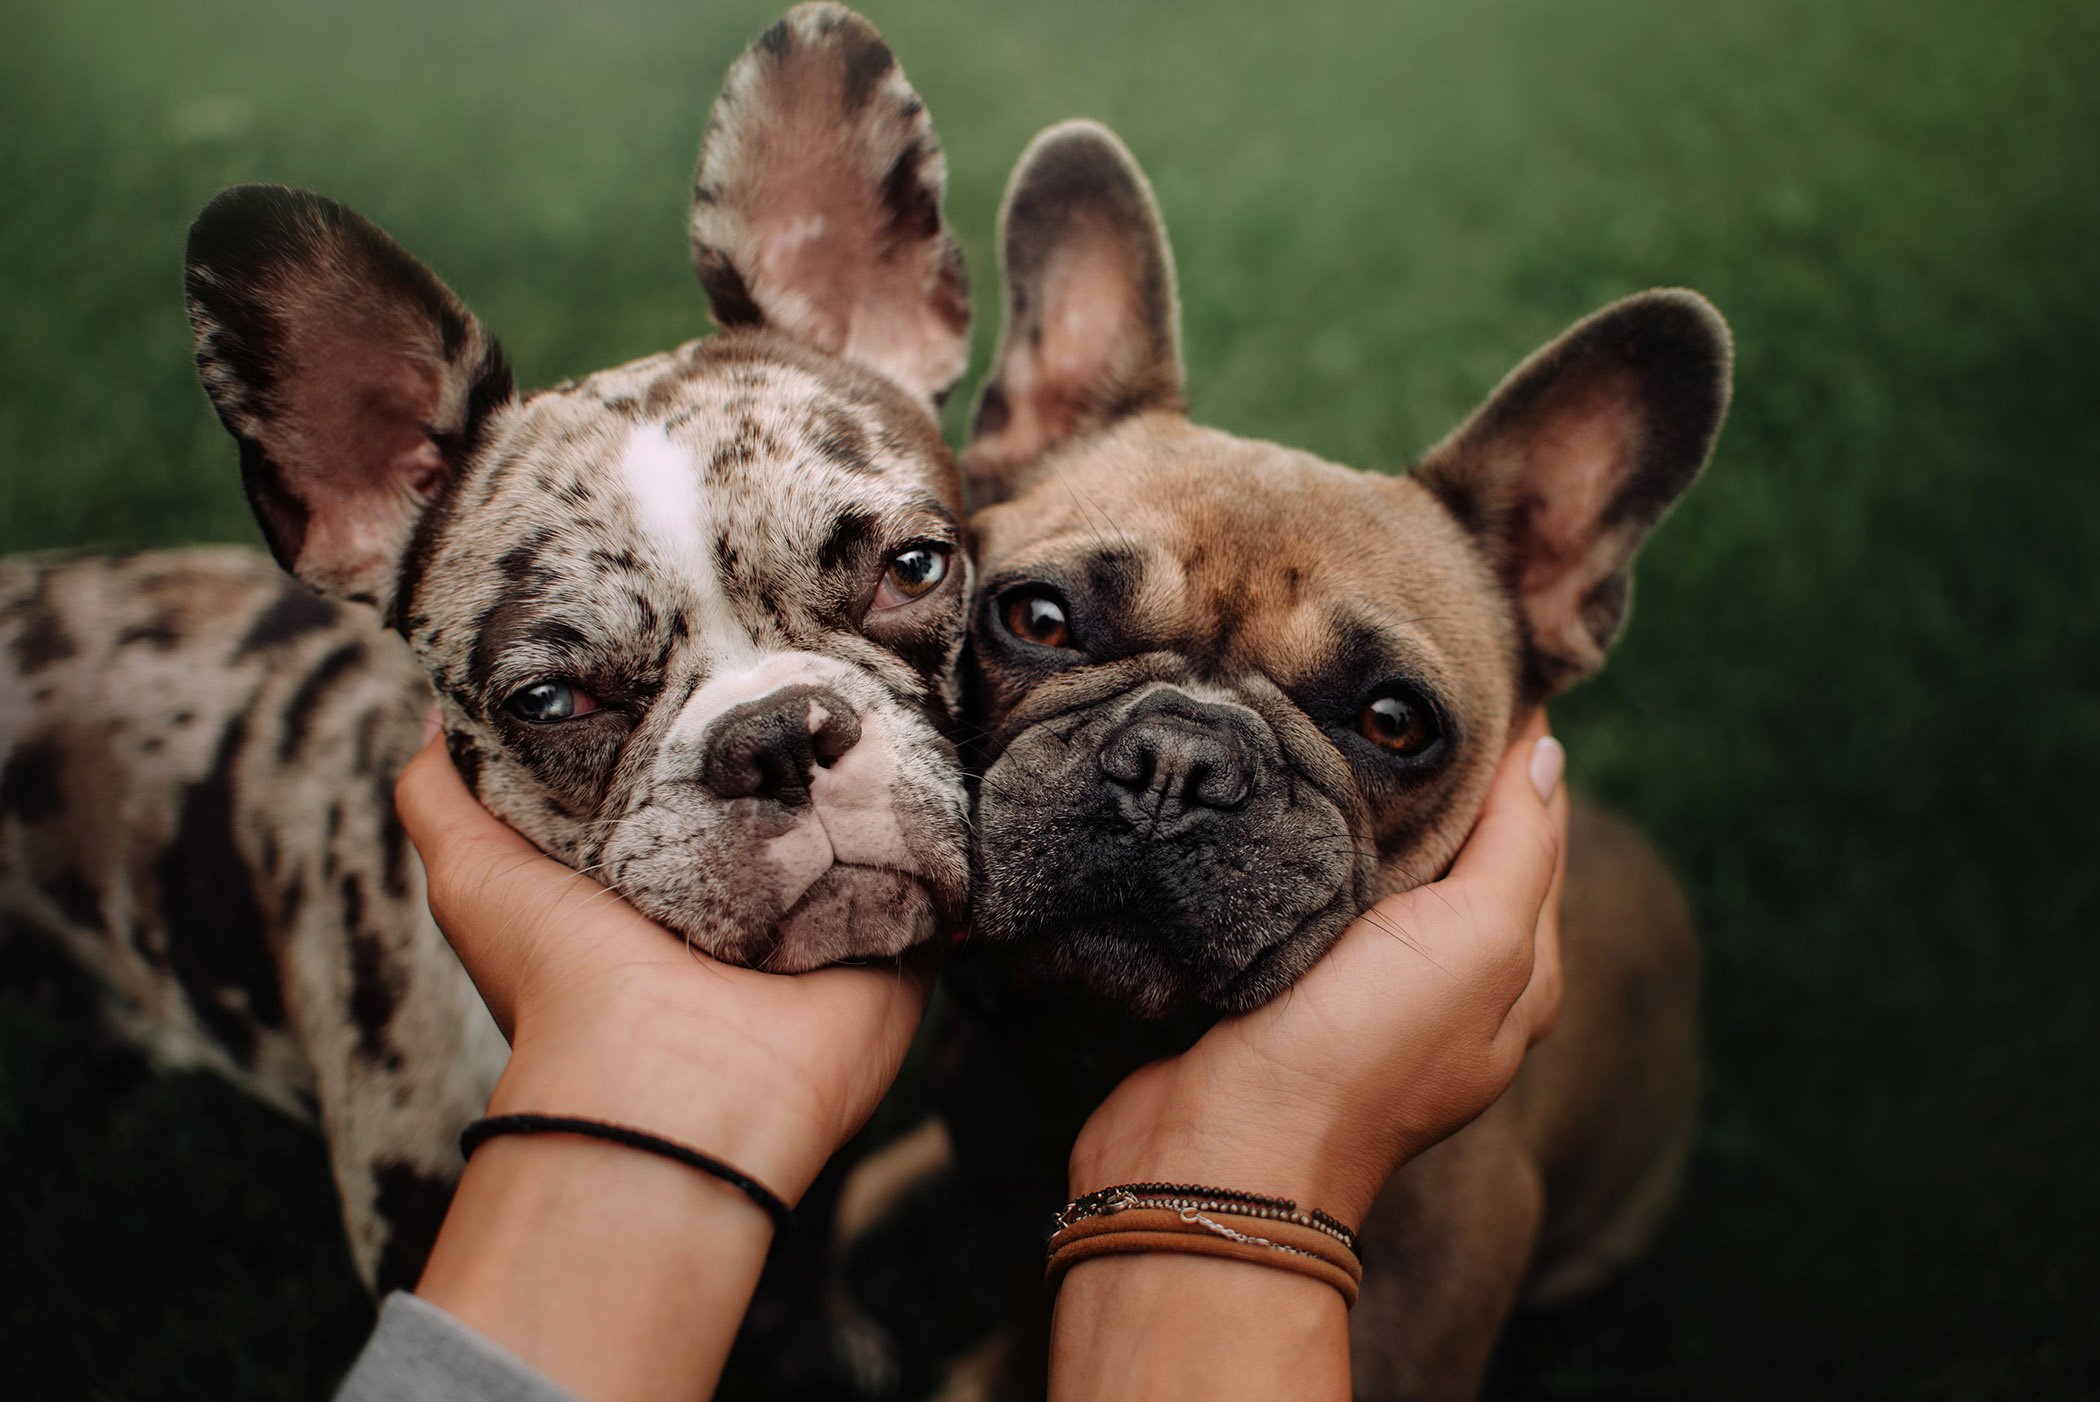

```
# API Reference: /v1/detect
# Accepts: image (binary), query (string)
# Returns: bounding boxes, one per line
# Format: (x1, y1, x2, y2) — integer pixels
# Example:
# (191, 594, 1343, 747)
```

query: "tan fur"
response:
(939, 120, 1727, 1399)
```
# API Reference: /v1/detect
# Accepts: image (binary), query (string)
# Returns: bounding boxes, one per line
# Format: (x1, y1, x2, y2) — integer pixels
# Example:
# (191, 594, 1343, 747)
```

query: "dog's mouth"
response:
(762, 862, 951, 972)
(619, 851, 962, 975)
(586, 693, 971, 971)
(967, 673, 1370, 1017)
(996, 901, 1344, 1019)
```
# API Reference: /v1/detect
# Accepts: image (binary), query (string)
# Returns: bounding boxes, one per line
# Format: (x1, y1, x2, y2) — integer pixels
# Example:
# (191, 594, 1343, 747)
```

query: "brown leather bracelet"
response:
(1047, 1206, 1363, 1307)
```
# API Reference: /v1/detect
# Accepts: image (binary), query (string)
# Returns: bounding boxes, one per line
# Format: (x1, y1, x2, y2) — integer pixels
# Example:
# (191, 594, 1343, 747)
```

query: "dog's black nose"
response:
(1099, 693, 1254, 827)
(700, 684, 861, 807)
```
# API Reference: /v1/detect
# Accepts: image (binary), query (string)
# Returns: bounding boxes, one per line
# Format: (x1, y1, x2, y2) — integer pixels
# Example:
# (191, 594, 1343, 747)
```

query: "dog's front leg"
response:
(1348, 1103, 1545, 1401)
(282, 870, 506, 1292)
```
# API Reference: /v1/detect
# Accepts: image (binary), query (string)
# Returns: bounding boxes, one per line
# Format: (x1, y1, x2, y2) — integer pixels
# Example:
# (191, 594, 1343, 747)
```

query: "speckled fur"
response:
(0, 4, 974, 1297)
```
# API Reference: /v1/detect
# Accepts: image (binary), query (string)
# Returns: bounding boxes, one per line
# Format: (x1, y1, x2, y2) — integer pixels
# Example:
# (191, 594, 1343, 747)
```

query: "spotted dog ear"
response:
(960, 120, 1184, 508)
(1413, 289, 1733, 698)
(691, 3, 970, 409)
(185, 185, 514, 618)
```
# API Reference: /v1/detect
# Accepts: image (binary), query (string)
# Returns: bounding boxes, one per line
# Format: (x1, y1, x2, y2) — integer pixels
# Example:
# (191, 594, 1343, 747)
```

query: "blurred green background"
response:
(2, 0, 2095, 1397)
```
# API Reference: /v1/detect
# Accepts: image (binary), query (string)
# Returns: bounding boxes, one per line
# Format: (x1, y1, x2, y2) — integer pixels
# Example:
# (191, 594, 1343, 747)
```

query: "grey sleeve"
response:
(336, 1292, 581, 1402)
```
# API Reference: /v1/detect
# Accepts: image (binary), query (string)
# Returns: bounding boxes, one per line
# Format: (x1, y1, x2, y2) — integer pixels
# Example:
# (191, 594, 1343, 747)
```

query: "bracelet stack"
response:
(1046, 1182, 1364, 1307)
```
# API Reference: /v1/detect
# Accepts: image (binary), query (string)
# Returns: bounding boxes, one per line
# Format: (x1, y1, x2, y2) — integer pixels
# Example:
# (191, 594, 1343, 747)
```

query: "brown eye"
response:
(872, 543, 951, 609)
(1003, 590, 1072, 648)
(1360, 691, 1436, 756)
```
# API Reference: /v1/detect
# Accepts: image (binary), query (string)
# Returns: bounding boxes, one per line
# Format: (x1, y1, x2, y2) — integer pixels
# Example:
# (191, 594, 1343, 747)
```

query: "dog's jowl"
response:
(941, 121, 1730, 1399)
(0, 2, 972, 1293)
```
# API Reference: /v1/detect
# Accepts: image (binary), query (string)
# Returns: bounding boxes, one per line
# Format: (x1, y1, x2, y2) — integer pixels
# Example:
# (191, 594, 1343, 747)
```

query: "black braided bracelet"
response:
(459, 1113, 795, 1238)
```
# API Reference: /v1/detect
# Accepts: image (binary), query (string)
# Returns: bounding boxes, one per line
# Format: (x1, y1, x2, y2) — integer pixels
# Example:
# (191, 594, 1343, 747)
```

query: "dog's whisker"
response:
(1356, 906, 1456, 980)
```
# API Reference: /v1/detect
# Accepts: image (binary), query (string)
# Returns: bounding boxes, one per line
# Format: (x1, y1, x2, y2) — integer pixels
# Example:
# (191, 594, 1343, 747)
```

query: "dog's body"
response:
(1, 3, 978, 1302)
(0, 548, 503, 1285)
(920, 122, 1728, 1399)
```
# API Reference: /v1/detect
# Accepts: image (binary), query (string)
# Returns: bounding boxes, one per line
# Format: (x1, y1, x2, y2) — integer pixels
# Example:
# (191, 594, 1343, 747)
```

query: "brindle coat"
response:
(931, 121, 1728, 1399)
(1, 2, 976, 1302)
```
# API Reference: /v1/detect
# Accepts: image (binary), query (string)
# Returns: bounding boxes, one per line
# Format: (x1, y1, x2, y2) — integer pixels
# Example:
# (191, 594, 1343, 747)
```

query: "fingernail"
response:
(420, 703, 442, 747)
(1529, 736, 1564, 802)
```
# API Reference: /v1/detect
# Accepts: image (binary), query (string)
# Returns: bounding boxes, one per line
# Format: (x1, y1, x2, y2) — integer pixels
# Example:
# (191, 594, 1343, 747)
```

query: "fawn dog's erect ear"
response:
(1412, 289, 1733, 698)
(691, 3, 971, 409)
(185, 184, 514, 617)
(962, 119, 1184, 506)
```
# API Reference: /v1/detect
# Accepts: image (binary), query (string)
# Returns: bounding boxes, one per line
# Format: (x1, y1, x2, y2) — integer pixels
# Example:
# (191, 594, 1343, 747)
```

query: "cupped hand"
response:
(1068, 710, 1569, 1227)
(393, 731, 935, 1204)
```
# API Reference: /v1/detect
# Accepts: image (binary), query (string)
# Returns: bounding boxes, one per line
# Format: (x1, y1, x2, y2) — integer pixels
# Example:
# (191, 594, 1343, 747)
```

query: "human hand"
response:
(393, 729, 934, 1205)
(1067, 710, 1569, 1227)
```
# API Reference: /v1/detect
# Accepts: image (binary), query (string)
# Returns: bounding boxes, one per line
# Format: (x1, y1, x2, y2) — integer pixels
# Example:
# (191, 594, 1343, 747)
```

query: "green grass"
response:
(3, 0, 2095, 1396)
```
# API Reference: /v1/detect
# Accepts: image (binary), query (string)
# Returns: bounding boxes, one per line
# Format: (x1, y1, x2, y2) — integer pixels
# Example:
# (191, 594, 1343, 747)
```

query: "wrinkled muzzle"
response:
(592, 655, 969, 972)
(973, 666, 1370, 1016)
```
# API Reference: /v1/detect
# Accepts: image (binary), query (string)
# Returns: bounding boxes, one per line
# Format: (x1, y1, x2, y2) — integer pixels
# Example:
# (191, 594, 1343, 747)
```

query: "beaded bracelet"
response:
(1053, 1181, 1360, 1256)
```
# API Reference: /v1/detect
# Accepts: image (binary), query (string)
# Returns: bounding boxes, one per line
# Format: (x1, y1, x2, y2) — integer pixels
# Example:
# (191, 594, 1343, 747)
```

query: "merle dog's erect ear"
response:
(691, 3, 970, 409)
(960, 120, 1184, 506)
(1413, 290, 1732, 698)
(185, 184, 514, 617)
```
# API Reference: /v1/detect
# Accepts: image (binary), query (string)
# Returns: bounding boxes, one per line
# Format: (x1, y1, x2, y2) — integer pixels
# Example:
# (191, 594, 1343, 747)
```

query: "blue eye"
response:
(506, 680, 599, 723)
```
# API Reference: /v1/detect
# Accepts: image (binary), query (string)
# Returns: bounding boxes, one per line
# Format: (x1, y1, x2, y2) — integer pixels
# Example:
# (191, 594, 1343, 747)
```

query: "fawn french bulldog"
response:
(938, 120, 1728, 1398)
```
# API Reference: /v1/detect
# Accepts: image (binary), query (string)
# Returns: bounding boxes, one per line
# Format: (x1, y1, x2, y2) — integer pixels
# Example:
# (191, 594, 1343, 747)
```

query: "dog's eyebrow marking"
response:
(1080, 545, 1146, 614)
(1305, 610, 1458, 708)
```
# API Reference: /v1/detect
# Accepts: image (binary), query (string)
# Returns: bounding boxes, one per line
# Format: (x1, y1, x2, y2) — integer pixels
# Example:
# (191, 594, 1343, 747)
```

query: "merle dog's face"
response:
(958, 123, 1732, 1018)
(186, 4, 980, 969)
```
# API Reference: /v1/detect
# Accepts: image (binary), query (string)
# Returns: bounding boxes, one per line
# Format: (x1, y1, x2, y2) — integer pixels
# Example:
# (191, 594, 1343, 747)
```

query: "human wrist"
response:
(1049, 1250, 1349, 1401)
(490, 1018, 836, 1206)
(1070, 1074, 1389, 1228)
(418, 1129, 772, 1401)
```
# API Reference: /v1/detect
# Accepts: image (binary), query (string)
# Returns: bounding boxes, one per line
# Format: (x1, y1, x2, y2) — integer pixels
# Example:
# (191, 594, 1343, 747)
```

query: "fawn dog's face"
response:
(961, 124, 1731, 1017)
(185, 5, 978, 970)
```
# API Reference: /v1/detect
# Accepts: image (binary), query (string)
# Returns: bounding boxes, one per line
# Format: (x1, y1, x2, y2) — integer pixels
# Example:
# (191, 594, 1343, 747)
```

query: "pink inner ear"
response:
(1042, 233, 1148, 400)
(975, 222, 1151, 464)
(751, 206, 856, 355)
(1517, 383, 1640, 589)
(738, 179, 965, 406)
(703, 29, 967, 406)
(1512, 380, 1644, 670)
(270, 314, 449, 596)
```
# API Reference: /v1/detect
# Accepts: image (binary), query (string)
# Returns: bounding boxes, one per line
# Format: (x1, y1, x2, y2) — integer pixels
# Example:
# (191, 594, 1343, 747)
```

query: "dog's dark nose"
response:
(700, 684, 861, 807)
(1099, 693, 1254, 826)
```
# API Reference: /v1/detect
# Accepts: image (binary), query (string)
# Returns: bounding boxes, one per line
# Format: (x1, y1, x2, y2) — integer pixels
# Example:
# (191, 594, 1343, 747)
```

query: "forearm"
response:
(412, 1032, 822, 1402)
(1049, 1252, 1351, 1401)
(415, 1132, 773, 1402)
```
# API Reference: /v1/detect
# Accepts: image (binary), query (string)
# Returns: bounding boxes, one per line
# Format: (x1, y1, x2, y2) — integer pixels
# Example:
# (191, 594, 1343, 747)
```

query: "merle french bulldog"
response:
(922, 121, 1728, 1399)
(0, 2, 973, 1297)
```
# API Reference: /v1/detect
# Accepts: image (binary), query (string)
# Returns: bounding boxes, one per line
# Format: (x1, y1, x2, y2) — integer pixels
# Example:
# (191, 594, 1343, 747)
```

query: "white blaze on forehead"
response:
(618, 423, 707, 575)
(616, 422, 753, 663)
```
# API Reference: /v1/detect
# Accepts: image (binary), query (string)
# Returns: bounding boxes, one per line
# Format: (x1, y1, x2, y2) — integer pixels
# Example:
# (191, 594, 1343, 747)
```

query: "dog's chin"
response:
(629, 863, 952, 974)
(763, 864, 945, 973)
(1006, 908, 1334, 1019)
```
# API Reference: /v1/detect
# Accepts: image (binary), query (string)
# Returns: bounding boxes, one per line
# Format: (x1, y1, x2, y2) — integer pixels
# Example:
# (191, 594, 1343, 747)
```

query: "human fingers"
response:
(1424, 713, 1565, 998)
(395, 732, 653, 1032)
(798, 949, 941, 1127)
(1501, 772, 1569, 1049)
